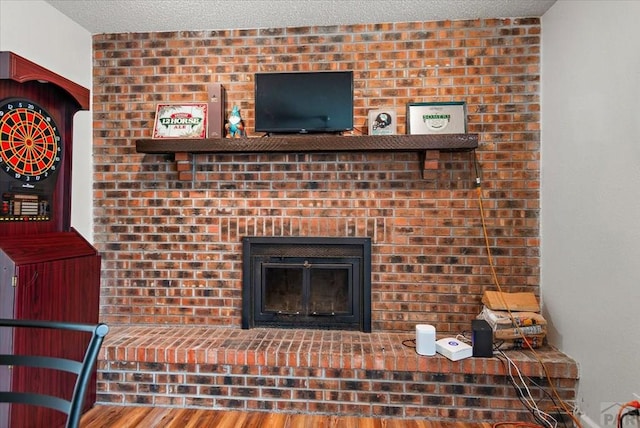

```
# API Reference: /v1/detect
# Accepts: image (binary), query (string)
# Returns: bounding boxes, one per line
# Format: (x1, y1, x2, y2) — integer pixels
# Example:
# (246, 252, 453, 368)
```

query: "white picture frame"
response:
(406, 102, 467, 135)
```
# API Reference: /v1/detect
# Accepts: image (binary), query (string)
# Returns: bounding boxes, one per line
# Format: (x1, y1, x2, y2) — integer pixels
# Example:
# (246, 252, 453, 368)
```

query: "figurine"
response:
(225, 105, 246, 138)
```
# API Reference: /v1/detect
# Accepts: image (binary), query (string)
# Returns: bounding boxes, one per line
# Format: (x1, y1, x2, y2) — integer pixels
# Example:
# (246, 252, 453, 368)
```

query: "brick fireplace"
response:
(93, 16, 543, 336)
(90, 16, 569, 424)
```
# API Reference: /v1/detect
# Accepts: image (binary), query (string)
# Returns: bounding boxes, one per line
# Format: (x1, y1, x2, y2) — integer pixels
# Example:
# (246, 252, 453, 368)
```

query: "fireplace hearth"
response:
(242, 236, 371, 332)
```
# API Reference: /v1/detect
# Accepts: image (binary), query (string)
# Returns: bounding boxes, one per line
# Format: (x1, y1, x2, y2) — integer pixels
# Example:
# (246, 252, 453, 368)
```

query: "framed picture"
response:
(368, 109, 397, 135)
(406, 101, 467, 135)
(152, 103, 208, 139)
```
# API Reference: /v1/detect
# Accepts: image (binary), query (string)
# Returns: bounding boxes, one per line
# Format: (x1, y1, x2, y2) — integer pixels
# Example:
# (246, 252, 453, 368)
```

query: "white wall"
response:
(0, 0, 93, 241)
(541, 1, 640, 426)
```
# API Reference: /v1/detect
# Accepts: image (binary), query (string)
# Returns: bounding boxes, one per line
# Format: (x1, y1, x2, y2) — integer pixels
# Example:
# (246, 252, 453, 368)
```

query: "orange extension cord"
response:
(617, 401, 640, 428)
(474, 154, 583, 428)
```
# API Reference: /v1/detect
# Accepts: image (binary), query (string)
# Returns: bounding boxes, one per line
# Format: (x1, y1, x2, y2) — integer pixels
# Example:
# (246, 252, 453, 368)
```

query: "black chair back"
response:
(0, 318, 108, 428)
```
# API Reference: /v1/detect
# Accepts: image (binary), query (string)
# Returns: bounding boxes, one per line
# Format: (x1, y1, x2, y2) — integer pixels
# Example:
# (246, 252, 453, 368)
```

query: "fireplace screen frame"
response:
(242, 236, 372, 332)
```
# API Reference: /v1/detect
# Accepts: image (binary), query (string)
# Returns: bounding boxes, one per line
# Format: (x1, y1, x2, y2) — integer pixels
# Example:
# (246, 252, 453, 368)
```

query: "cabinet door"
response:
(8, 255, 101, 427)
(14, 255, 100, 323)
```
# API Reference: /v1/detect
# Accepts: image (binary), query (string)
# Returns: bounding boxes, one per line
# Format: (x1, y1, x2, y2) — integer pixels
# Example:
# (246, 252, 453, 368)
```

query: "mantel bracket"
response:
(420, 150, 441, 179)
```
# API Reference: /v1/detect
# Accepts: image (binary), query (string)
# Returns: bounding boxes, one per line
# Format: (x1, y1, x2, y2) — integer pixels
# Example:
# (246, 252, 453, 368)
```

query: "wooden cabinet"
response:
(0, 229, 101, 428)
(0, 51, 98, 427)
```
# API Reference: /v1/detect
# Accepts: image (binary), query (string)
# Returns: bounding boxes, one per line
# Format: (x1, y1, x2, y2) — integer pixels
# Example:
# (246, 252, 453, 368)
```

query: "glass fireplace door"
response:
(254, 258, 359, 329)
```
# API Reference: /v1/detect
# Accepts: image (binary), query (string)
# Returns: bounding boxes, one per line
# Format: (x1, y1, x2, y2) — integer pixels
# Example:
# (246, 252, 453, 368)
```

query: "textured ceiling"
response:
(44, 0, 556, 34)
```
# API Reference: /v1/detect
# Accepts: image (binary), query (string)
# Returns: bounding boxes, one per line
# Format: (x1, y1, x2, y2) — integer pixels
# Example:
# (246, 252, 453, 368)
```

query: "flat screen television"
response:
(254, 71, 354, 134)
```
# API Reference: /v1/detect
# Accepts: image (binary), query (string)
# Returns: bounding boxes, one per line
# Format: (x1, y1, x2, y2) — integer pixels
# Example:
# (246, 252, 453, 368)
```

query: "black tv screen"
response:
(254, 71, 354, 134)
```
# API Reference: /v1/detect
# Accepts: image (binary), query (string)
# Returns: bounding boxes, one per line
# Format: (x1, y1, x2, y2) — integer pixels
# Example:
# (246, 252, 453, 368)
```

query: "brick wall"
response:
(92, 18, 541, 335)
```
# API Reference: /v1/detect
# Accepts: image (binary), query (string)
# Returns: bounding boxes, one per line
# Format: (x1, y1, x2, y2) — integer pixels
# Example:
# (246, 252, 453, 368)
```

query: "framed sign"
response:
(406, 102, 466, 135)
(367, 109, 397, 135)
(152, 103, 208, 139)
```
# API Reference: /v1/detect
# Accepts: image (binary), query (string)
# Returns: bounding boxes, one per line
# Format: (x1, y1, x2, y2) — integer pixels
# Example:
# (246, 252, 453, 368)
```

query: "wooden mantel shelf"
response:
(136, 133, 478, 154)
(135, 133, 478, 180)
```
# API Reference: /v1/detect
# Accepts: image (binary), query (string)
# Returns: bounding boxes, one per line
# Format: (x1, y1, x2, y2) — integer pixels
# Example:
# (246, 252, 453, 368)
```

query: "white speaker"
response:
(415, 324, 436, 356)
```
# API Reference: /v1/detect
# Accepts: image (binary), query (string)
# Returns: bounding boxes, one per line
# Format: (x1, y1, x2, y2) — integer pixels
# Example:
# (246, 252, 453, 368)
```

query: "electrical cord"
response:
(401, 338, 417, 350)
(617, 401, 640, 428)
(620, 409, 639, 428)
(519, 376, 570, 428)
(456, 332, 472, 345)
(497, 350, 558, 428)
(472, 150, 582, 428)
(351, 124, 365, 135)
(496, 351, 572, 428)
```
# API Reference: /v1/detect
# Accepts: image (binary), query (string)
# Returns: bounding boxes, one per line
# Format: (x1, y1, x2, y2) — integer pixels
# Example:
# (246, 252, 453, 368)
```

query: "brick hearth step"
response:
(97, 326, 578, 423)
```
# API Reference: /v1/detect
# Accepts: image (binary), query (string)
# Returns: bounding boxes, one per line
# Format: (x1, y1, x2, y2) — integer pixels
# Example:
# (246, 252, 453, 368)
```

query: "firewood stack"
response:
(476, 291, 547, 350)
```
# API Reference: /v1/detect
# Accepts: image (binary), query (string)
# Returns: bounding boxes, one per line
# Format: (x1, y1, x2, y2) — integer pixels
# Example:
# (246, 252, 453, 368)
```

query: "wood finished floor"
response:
(80, 406, 501, 428)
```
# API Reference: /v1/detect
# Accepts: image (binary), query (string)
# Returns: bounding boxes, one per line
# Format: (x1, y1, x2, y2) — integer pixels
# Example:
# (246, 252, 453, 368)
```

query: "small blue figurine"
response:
(225, 105, 245, 138)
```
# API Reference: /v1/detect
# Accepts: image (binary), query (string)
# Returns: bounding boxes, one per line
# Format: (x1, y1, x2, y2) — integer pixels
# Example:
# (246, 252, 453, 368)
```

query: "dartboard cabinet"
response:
(0, 52, 101, 427)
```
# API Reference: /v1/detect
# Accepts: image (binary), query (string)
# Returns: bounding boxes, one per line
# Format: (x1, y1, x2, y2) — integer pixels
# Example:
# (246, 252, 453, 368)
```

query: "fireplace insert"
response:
(242, 237, 371, 332)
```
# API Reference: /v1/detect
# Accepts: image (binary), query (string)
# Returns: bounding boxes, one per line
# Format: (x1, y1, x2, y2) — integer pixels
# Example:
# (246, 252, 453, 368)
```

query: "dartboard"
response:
(0, 98, 62, 182)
